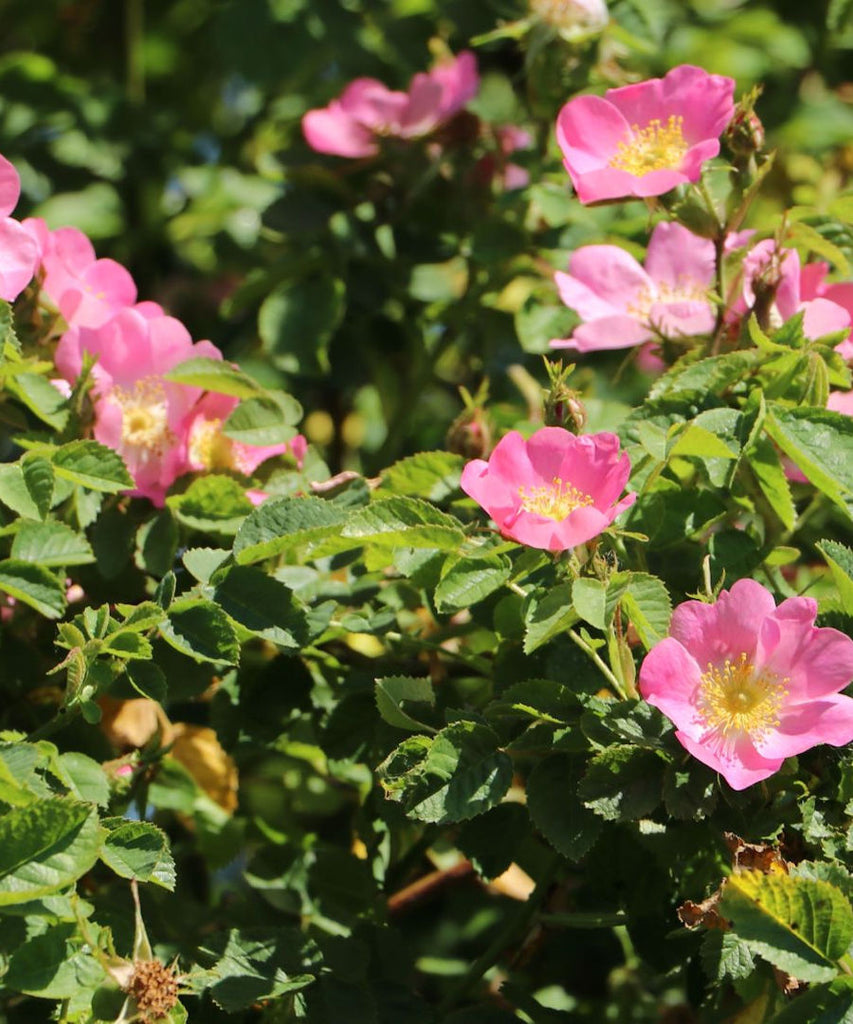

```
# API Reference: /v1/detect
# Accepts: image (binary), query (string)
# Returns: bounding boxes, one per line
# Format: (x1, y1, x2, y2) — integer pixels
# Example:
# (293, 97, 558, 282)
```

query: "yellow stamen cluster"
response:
(188, 416, 236, 471)
(696, 652, 788, 742)
(518, 477, 593, 521)
(626, 279, 709, 321)
(609, 115, 688, 176)
(113, 378, 173, 456)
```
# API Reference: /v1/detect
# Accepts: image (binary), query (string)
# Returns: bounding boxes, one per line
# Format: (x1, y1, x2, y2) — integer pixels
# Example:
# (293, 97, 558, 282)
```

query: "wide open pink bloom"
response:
(460, 427, 636, 551)
(185, 392, 302, 477)
(24, 219, 137, 328)
(797, 258, 853, 359)
(55, 307, 222, 505)
(550, 222, 715, 353)
(302, 51, 478, 158)
(639, 578, 853, 790)
(734, 241, 851, 348)
(556, 65, 735, 204)
(0, 155, 39, 302)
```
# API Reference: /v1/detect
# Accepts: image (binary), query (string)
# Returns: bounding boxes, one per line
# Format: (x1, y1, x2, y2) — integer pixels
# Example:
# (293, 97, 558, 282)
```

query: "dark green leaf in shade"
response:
(159, 597, 240, 665)
(5, 922, 105, 997)
(527, 753, 602, 861)
(206, 927, 316, 1012)
(213, 565, 308, 648)
(259, 274, 344, 375)
(0, 560, 66, 618)
(457, 802, 530, 879)
(375, 676, 436, 733)
(578, 745, 665, 823)
(233, 496, 346, 563)
(434, 554, 511, 613)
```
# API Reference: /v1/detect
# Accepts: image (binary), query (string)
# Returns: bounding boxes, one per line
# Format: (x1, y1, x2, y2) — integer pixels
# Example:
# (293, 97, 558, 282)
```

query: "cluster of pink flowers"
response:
(0, 155, 305, 506)
(302, 51, 531, 190)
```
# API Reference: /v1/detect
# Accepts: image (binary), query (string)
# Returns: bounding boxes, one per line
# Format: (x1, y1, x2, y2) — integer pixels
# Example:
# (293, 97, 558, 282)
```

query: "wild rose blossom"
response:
(55, 307, 221, 505)
(556, 65, 735, 204)
(302, 51, 478, 158)
(735, 240, 851, 346)
(460, 426, 636, 551)
(0, 155, 39, 302)
(639, 579, 853, 790)
(798, 259, 853, 359)
(550, 222, 715, 353)
(185, 392, 305, 477)
(24, 219, 138, 329)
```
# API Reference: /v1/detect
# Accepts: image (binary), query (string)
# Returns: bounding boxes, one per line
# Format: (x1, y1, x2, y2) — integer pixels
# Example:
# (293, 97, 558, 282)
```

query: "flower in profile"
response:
(185, 392, 305, 476)
(24, 219, 137, 328)
(302, 51, 478, 158)
(639, 579, 853, 790)
(550, 222, 716, 353)
(556, 65, 735, 204)
(55, 307, 221, 505)
(0, 155, 39, 302)
(460, 426, 635, 551)
(736, 241, 851, 346)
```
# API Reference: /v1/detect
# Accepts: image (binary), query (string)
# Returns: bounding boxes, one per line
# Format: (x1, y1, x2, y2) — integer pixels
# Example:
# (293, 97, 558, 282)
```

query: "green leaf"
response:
(233, 496, 346, 564)
(57, 752, 110, 807)
(818, 540, 853, 615)
(0, 460, 54, 519)
(648, 350, 761, 402)
(159, 597, 240, 665)
(667, 423, 738, 460)
(100, 820, 176, 889)
(341, 497, 465, 550)
(828, 0, 853, 31)
(769, 976, 853, 1024)
(578, 745, 665, 822)
(789, 221, 850, 277)
(748, 436, 797, 531)
(488, 679, 580, 726)
(523, 584, 578, 654)
(700, 930, 754, 984)
(135, 510, 178, 577)
(719, 870, 853, 983)
(207, 927, 315, 1012)
(608, 572, 672, 649)
(222, 393, 302, 447)
(51, 440, 134, 492)
(5, 922, 105, 998)
(164, 356, 264, 397)
(375, 676, 436, 733)
(380, 451, 465, 502)
(434, 554, 511, 613)
(213, 566, 308, 648)
(0, 801, 103, 905)
(572, 578, 606, 630)
(11, 520, 95, 567)
(527, 754, 602, 861)
(0, 560, 66, 618)
(259, 274, 344, 375)
(125, 661, 168, 702)
(167, 475, 253, 535)
(766, 406, 853, 515)
(379, 722, 513, 825)
(409, 257, 468, 302)
(183, 547, 230, 583)
(10, 373, 69, 430)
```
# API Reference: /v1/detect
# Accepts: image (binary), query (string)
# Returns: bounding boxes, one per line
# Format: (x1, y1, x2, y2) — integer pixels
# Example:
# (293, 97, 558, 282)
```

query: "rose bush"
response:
(2, 3, 853, 1023)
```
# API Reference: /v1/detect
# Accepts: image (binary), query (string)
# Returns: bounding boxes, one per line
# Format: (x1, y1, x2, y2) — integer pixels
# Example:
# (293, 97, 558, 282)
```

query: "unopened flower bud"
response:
(446, 406, 493, 459)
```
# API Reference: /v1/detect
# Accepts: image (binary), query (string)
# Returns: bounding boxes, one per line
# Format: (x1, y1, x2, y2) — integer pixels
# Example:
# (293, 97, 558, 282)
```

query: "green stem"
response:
(437, 852, 561, 1013)
(27, 705, 80, 743)
(125, 0, 145, 103)
(567, 628, 626, 699)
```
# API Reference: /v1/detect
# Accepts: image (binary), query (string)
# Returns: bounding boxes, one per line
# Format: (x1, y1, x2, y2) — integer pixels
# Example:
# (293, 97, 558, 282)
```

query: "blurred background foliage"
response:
(2, 0, 852, 473)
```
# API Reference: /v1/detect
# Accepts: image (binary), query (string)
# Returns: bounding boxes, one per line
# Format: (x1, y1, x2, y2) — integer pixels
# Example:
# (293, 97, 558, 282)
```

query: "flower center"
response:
(188, 417, 236, 471)
(609, 115, 688, 176)
(113, 379, 173, 454)
(626, 279, 709, 322)
(696, 652, 788, 742)
(518, 477, 593, 520)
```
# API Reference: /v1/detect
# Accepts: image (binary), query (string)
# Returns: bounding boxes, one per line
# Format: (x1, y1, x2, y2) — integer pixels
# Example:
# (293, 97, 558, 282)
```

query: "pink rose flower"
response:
(55, 307, 222, 505)
(24, 219, 137, 328)
(302, 51, 478, 158)
(639, 578, 853, 790)
(798, 258, 853, 359)
(550, 222, 716, 353)
(0, 155, 39, 302)
(185, 392, 305, 476)
(460, 426, 636, 551)
(737, 241, 851, 346)
(556, 65, 735, 204)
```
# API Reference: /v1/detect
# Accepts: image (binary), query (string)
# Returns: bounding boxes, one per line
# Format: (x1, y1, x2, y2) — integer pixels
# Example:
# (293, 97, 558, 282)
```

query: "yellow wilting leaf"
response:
(167, 724, 238, 814)
(100, 697, 169, 749)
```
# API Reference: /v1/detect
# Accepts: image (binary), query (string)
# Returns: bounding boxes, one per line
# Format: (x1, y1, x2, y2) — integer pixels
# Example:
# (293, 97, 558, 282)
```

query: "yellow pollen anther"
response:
(518, 477, 593, 521)
(113, 378, 173, 455)
(188, 417, 236, 471)
(609, 115, 688, 176)
(696, 652, 788, 741)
